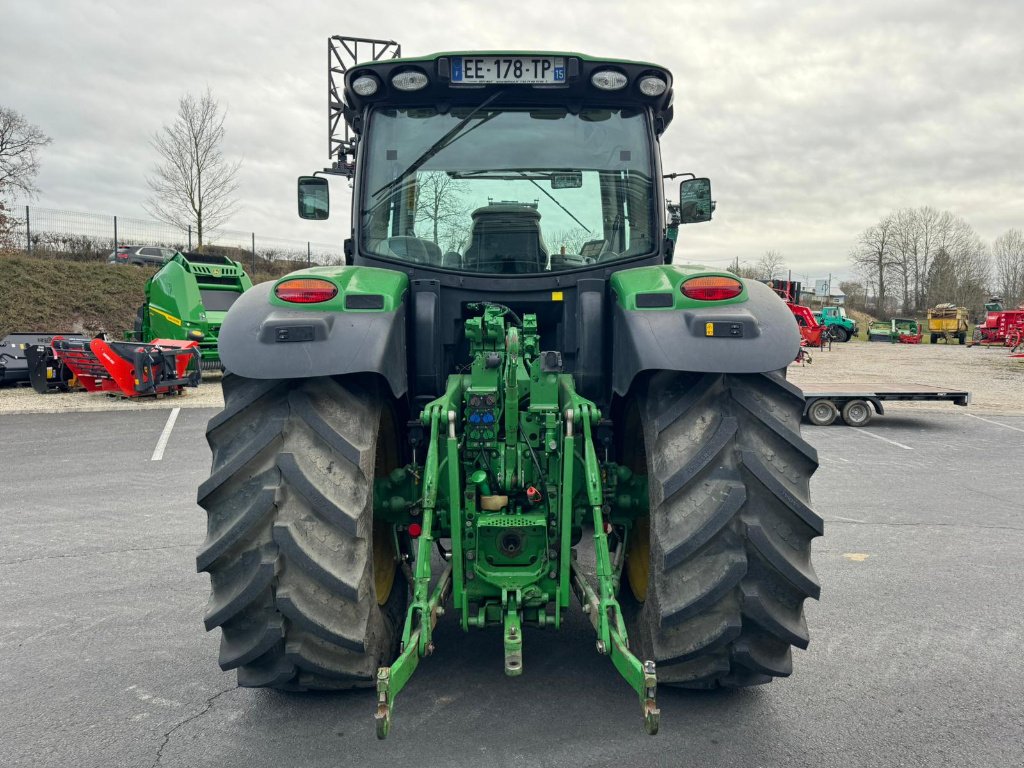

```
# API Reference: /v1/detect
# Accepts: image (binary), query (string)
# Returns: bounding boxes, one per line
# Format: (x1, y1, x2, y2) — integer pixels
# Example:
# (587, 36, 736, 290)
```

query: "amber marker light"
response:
(680, 276, 743, 301)
(275, 278, 338, 303)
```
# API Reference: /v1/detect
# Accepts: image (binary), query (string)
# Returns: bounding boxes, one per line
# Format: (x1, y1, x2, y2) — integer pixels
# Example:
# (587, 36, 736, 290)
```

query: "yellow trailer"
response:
(927, 304, 969, 344)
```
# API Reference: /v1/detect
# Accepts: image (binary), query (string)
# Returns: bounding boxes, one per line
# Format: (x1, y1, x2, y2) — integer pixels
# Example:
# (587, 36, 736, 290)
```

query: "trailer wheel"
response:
(197, 373, 407, 690)
(806, 399, 838, 426)
(929, 333, 938, 344)
(841, 399, 872, 427)
(958, 332, 966, 345)
(622, 371, 821, 689)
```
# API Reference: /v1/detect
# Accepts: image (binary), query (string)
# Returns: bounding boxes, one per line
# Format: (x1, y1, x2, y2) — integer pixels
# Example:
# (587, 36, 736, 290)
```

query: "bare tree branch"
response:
(413, 171, 468, 246)
(993, 228, 1024, 307)
(143, 89, 241, 246)
(0, 106, 52, 202)
(756, 249, 786, 280)
(849, 214, 898, 314)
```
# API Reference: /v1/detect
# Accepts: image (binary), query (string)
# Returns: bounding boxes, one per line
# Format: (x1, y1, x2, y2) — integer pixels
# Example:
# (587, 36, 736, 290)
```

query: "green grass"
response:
(0, 252, 297, 339)
(0, 253, 154, 338)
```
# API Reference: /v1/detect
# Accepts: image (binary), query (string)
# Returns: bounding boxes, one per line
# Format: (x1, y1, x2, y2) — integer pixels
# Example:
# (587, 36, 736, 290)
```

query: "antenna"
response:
(327, 36, 402, 176)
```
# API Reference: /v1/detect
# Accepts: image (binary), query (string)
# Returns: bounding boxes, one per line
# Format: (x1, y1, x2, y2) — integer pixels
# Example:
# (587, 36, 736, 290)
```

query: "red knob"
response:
(408, 523, 422, 538)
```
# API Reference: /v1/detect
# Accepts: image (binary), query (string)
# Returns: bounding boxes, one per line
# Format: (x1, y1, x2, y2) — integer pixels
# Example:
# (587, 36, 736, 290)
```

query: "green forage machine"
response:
(132, 251, 252, 366)
(197, 38, 822, 738)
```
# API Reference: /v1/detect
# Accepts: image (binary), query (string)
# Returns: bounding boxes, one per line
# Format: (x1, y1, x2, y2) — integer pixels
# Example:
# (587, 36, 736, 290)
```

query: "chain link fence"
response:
(0, 205, 344, 279)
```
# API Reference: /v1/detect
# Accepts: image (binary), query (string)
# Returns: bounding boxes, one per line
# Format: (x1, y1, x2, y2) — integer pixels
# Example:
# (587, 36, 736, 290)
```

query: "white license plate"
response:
(451, 56, 566, 85)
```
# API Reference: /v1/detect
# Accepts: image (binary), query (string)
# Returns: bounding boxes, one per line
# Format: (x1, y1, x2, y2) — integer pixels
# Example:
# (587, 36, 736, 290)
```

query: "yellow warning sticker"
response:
(551, 291, 564, 302)
(705, 322, 714, 336)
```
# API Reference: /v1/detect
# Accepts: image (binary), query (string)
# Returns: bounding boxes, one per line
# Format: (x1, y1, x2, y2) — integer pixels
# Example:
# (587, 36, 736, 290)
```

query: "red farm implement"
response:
(972, 298, 1024, 347)
(52, 336, 200, 397)
(1007, 316, 1024, 357)
(766, 279, 826, 350)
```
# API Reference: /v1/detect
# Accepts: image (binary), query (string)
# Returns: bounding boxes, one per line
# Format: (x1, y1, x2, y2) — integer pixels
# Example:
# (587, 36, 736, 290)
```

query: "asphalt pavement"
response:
(1, 406, 1022, 767)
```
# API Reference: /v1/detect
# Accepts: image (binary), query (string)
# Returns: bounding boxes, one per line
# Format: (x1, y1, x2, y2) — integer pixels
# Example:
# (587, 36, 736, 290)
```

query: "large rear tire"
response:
(624, 371, 822, 688)
(197, 373, 407, 690)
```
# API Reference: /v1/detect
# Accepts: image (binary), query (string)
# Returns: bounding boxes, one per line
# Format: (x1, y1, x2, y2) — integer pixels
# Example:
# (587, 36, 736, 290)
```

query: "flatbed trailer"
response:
(801, 384, 970, 427)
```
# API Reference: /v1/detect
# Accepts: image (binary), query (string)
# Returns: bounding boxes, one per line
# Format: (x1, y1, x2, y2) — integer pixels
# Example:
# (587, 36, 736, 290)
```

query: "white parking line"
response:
(965, 413, 1024, 434)
(845, 427, 913, 450)
(151, 408, 181, 461)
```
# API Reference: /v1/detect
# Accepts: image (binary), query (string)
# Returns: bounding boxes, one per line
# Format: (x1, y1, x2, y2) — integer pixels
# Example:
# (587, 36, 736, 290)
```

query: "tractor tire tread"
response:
(198, 373, 403, 691)
(629, 371, 821, 689)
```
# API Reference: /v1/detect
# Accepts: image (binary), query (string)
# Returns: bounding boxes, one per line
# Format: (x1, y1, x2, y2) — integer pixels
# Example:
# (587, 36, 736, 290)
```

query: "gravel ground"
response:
(1, 339, 1019, 415)
(0, 372, 225, 414)
(788, 339, 1022, 414)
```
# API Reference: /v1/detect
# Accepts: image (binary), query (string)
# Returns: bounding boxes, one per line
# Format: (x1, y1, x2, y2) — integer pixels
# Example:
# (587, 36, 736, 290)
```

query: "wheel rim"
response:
(622, 402, 650, 603)
(373, 522, 396, 606)
(373, 402, 400, 606)
(811, 402, 833, 423)
(626, 516, 650, 602)
(848, 403, 868, 423)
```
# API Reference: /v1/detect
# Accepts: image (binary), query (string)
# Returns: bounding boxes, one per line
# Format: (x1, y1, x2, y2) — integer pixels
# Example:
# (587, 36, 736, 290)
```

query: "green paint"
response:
(268, 265, 408, 312)
(610, 264, 750, 311)
(132, 251, 253, 362)
(373, 305, 655, 738)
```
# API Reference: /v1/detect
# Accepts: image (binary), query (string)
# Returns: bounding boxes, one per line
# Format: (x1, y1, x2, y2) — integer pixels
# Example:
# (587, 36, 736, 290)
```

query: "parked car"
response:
(107, 245, 181, 267)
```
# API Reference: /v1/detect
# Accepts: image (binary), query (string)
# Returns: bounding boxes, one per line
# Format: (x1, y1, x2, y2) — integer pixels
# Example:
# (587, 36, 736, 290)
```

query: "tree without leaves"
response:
(850, 215, 899, 314)
(413, 171, 468, 246)
(993, 229, 1024, 307)
(144, 89, 241, 247)
(549, 227, 591, 256)
(756, 249, 786, 281)
(838, 280, 866, 312)
(0, 106, 52, 202)
(726, 256, 761, 280)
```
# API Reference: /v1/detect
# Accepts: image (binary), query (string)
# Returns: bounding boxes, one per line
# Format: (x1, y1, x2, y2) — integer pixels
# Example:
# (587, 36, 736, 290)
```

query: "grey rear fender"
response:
(612, 277, 800, 395)
(217, 281, 407, 398)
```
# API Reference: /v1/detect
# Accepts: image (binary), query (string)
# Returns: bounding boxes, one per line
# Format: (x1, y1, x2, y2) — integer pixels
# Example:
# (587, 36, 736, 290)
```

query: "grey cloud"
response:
(1, 0, 1020, 278)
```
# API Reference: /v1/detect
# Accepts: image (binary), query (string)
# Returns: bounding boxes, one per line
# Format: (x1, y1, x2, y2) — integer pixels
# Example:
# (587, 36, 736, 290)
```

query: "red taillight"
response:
(274, 278, 338, 303)
(681, 276, 743, 301)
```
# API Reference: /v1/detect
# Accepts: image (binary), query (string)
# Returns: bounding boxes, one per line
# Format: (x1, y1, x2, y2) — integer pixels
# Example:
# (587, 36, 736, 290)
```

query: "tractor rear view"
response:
(197, 39, 821, 737)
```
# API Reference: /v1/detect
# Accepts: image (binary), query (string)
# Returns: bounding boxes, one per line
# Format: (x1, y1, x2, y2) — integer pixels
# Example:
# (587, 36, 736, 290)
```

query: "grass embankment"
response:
(0, 253, 290, 338)
(0, 253, 154, 338)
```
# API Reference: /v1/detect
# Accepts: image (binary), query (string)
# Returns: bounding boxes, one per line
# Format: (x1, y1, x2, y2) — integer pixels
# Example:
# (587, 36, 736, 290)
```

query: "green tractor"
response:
(197, 40, 821, 738)
(814, 305, 857, 341)
(131, 250, 253, 367)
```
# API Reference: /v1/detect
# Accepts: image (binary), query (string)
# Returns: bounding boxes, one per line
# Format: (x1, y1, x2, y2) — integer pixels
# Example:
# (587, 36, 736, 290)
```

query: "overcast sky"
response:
(2, 0, 1021, 280)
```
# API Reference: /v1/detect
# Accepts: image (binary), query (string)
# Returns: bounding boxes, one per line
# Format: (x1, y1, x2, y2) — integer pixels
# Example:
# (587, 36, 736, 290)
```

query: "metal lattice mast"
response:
(327, 36, 401, 176)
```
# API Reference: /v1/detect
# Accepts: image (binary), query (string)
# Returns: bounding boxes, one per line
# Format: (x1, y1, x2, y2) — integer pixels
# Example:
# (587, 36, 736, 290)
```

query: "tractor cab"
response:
(299, 51, 715, 278)
(294, 50, 719, 405)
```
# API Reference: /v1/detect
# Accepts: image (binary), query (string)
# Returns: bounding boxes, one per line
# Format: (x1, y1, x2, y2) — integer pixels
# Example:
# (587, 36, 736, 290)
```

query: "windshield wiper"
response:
(371, 91, 505, 200)
(519, 173, 591, 233)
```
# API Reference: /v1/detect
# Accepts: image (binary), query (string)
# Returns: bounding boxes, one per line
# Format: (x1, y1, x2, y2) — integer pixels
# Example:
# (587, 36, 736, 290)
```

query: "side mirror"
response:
(297, 176, 329, 220)
(678, 177, 714, 224)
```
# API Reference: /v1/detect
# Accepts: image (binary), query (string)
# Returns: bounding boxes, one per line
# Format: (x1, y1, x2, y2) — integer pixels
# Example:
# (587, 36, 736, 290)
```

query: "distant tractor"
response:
(813, 305, 856, 342)
(130, 251, 253, 367)
(972, 297, 1024, 346)
(197, 39, 822, 738)
(926, 304, 968, 344)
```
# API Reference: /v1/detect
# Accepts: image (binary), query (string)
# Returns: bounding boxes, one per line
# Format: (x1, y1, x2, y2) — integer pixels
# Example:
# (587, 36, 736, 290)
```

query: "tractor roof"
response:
(340, 51, 675, 134)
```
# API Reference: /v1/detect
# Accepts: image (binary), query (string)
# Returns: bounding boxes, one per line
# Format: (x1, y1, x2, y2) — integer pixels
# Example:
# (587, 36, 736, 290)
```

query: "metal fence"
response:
(0, 205, 344, 278)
